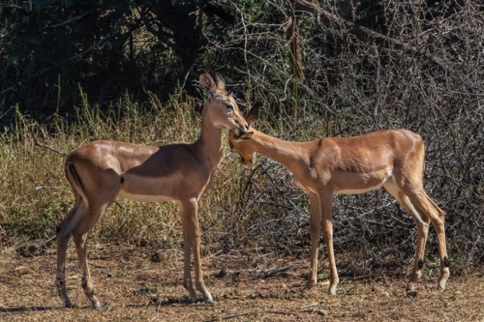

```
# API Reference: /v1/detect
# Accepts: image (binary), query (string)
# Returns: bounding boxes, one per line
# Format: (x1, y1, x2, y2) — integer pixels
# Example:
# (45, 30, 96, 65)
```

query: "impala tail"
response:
(65, 159, 86, 200)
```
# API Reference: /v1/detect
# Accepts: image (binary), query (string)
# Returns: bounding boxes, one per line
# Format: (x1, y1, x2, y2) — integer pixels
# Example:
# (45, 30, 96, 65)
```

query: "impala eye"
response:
(224, 102, 234, 110)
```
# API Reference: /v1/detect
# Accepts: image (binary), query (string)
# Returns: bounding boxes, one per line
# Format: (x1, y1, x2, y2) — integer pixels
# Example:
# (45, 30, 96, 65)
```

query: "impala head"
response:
(199, 72, 249, 137)
(228, 103, 259, 166)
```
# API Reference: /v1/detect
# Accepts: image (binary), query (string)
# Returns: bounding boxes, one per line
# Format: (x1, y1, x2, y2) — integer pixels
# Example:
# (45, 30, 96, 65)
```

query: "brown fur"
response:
(229, 106, 449, 295)
(56, 72, 249, 308)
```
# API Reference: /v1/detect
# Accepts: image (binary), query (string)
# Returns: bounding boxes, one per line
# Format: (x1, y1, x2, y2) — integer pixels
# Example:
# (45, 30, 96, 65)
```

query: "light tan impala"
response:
(56, 72, 250, 308)
(229, 105, 450, 295)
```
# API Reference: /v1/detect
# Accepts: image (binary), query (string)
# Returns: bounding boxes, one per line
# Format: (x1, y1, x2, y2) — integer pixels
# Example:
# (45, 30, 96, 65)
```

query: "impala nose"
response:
(236, 123, 250, 138)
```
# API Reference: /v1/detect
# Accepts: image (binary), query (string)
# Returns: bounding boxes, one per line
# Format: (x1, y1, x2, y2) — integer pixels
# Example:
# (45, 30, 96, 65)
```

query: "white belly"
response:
(117, 190, 174, 203)
(336, 184, 384, 195)
(336, 171, 393, 195)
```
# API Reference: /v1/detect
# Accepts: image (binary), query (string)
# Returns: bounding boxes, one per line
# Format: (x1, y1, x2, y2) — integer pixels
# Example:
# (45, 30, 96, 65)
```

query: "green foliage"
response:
(0, 0, 215, 118)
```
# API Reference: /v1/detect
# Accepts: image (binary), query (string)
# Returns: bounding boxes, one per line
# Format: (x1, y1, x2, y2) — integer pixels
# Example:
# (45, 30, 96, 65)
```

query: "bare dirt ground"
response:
(1, 244, 482, 322)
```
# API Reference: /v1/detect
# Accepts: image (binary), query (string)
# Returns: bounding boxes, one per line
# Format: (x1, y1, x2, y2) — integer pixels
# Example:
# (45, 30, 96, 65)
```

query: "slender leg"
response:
(304, 193, 321, 291)
(179, 202, 197, 302)
(384, 181, 430, 293)
(319, 193, 338, 295)
(180, 199, 213, 303)
(72, 231, 100, 308)
(190, 200, 213, 304)
(56, 227, 73, 308)
(56, 199, 85, 308)
(407, 201, 430, 293)
(72, 206, 106, 309)
(425, 192, 450, 289)
(406, 188, 450, 290)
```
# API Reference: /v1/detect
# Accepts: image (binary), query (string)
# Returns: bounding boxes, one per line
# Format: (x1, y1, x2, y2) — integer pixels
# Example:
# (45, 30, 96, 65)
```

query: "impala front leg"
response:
(320, 193, 339, 295)
(180, 201, 197, 302)
(191, 216, 214, 304)
(180, 199, 213, 303)
(305, 193, 322, 291)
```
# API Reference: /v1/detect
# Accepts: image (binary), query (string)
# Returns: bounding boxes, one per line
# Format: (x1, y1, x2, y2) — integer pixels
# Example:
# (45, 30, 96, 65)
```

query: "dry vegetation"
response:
(0, 93, 482, 320)
(1, 2, 482, 267)
(0, 1, 483, 320)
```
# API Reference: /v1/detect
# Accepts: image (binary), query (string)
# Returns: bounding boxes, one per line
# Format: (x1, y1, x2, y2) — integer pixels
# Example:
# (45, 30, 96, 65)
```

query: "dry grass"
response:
(0, 92, 205, 248)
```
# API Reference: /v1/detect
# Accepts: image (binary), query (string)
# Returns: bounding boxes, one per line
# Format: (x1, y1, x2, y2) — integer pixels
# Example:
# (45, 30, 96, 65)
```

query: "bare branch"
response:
(31, 133, 68, 156)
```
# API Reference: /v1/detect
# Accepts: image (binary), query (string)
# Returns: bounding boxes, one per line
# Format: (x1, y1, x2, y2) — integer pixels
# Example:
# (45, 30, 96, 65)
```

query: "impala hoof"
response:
(92, 299, 101, 309)
(328, 285, 337, 296)
(64, 299, 74, 308)
(304, 280, 316, 291)
(406, 281, 418, 297)
(437, 280, 447, 290)
(438, 267, 450, 290)
(205, 293, 214, 304)
(406, 290, 417, 297)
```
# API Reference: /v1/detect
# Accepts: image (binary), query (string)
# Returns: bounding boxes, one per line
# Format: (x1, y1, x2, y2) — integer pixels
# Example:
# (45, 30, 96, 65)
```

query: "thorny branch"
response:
(214, 0, 483, 269)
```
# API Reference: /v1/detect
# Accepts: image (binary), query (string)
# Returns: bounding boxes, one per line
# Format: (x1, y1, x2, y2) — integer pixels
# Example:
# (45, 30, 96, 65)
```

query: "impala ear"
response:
(245, 103, 261, 126)
(213, 73, 226, 90)
(199, 72, 217, 94)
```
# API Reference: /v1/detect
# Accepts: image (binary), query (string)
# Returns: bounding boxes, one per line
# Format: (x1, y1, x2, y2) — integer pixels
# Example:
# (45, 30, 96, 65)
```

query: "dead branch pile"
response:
(207, 0, 483, 271)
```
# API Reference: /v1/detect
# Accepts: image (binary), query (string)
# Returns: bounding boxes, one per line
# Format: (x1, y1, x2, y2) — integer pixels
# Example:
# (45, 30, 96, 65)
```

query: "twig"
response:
(43, 10, 97, 29)
(31, 133, 68, 156)
(205, 310, 298, 322)
(253, 265, 295, 278)
(16, 235, 56, 257)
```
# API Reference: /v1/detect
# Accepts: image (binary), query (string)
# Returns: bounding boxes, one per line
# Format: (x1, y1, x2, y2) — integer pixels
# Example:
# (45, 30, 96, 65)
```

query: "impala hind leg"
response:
(384, 181, 430, 293)
(72, 205, 108, 309)
(405, 188, 450, 290)
(56, 199, 86, 308)
(180, 199, 213, 303)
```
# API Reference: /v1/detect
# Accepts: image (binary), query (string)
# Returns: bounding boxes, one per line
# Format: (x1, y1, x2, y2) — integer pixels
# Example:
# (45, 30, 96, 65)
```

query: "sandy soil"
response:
(1, 244, 482, 321)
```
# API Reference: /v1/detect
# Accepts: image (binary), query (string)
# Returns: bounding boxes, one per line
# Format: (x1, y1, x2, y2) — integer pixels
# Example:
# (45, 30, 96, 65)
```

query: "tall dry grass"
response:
(0, 87, 325, 261)
(1, 86, 480, 276)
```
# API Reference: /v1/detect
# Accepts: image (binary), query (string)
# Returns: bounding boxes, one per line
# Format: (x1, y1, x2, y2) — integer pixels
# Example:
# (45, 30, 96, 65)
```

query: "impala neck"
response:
(246, 130, 307, 173)
(198, 107, 224, 169)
